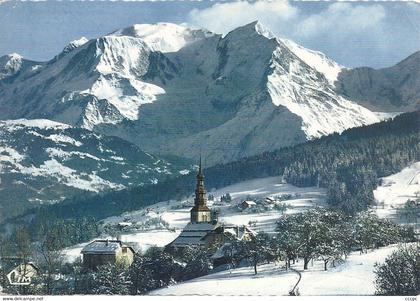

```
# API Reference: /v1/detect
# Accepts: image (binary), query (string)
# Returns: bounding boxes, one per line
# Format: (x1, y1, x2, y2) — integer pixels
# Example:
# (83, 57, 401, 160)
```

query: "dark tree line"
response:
(3, 111, 419, 243)
(29, 246, 212, 295)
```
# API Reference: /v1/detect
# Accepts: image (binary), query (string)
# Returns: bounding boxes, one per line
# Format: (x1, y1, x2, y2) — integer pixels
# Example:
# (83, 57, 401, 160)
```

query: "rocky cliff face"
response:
(335, 51, 420, 112)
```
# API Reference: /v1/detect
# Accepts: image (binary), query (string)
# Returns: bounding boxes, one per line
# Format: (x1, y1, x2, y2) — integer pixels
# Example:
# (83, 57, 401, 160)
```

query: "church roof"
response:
(183, 222, 219, 231)
(190, 205, 211, 212)
(167, 222, 220, 247)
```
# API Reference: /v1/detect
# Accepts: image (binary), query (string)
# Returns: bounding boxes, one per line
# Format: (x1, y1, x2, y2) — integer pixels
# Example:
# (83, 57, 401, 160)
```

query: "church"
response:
(166, 159, 254, 251)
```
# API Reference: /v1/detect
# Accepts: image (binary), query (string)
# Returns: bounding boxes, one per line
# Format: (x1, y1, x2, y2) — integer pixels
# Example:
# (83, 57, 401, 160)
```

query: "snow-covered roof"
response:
(169, 236, 206, 247)
(220, 224, 255, 240)
(167, 221, 256, 248)
(81, 240, 131, 254)
(167, 222, 220, 247)
(242, 200, 256, 206)
(183, 222, 219, 232)
(118, 222, 133, 227)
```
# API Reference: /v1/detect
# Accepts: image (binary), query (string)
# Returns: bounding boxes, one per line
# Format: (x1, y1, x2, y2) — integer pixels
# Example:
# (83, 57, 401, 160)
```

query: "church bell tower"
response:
(190, 157, 211, 223)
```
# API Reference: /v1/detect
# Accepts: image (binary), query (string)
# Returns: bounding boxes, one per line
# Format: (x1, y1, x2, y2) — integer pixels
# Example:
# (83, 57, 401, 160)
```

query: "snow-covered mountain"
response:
(0, 21, 383, 165)
(0, 53, 40, 81)
(0, 119, 190, 220)
(110, 23, 214, 53)
(281, 39, 344, 85)
(336, 51, 420, 112)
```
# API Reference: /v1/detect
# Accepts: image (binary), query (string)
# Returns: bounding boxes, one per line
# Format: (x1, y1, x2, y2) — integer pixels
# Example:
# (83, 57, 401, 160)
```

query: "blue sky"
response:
(0, 1, 419, 68)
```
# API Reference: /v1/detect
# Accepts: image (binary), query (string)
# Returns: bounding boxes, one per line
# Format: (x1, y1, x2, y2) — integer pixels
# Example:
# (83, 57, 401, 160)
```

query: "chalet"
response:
(81, 239, 136, 269)
(117, 222, 133, 230)
(210, 225, 256, 267)
(240, 200, 257, 210)
(166, 159, 254, 251)
(265, 197, 276, 204)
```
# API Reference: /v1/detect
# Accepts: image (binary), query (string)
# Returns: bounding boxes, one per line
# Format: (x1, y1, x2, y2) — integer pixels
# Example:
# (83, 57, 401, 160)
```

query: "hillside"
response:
(150, 244, 401, 296)
(0, 119, 191, 222)
(62, 176, 326, 261)
(373, 161, 420, 220)
(336, 51, 420, 112)
(9, 110, 417, 230)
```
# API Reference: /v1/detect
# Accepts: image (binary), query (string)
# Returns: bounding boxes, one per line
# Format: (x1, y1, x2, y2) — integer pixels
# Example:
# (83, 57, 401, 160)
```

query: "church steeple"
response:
(190, 157, 211, 223)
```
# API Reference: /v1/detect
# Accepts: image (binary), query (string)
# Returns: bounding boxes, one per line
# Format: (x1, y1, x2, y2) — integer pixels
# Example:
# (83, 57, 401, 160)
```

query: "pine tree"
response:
(179, 246, 212, 281)
(92, 263, 131, 295)
(374, 245, 420, 296)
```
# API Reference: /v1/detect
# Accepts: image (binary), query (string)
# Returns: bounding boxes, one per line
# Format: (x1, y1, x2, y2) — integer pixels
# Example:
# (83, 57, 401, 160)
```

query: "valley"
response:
(63, 176, 327, 262)
(0, 17, 418, 297)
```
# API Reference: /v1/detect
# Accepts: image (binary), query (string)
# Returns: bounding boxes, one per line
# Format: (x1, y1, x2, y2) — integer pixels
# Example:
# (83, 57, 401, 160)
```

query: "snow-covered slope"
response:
(0, 21, 382, 164)
(63, 176, 326, 262)
(0, 34, 173, 129)
(0, 53, 24, 80)
(0, 53, 39, 81)
(373, 161, 420, 219)
(99, 176, 326, 233)
(110, 23, 213, 53)
(0, 119, 190, 221)
(61, 37, 89, 54)
(281, 39, 344, 85)
(268, 39, 378, 139)
(151, 244, 401, 296)
(63, 229, 180, 263)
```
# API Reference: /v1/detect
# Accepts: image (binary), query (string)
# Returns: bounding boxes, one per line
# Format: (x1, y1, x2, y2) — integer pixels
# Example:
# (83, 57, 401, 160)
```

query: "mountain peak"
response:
(281, 38, 344, 85)
(0, 52, 25, 80)
(110, 22, 214, 53)
(61, 36, 89, 55)
(69, 36, 89, 48)
(254, 21, 276, 39)
(5, 52, 23, 60)
(231, 21, 276, 40)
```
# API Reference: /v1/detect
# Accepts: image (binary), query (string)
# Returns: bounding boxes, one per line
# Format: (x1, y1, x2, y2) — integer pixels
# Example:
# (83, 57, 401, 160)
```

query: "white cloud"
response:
(187, 1, 400, 67)
(296, 3, 386, 38)
(188, 1, 298, 35)
(188, 1, 386, 38)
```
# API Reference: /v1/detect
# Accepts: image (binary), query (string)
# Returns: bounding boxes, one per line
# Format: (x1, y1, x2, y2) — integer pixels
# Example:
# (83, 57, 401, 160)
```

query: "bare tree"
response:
(36, 224, 64, 295)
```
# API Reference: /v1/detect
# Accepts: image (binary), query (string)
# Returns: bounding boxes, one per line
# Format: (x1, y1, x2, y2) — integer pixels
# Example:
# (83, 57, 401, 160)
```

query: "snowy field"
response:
(63, 230, 180, 263)
(103, 176, 326, 231)
(63, 177, 326, 261)
(373, 161, 420, 219)
(151, 244, 402, 296)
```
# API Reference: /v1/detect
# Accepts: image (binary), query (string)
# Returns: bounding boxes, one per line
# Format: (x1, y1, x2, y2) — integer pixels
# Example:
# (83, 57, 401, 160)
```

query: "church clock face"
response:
(197, 211, 211, 222)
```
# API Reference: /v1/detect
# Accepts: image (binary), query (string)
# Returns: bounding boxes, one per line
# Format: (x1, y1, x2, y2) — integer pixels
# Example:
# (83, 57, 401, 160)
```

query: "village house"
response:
(240, 200, 257, 210)
(117, 222, 133, 230)
(80, 239, 136, 269)
(166, 159, 254, 252)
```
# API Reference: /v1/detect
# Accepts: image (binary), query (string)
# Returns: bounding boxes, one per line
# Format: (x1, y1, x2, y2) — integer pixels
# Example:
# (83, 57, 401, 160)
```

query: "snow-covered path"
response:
(150, 244, 401, 296)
